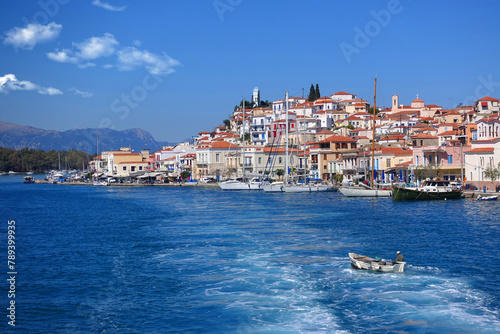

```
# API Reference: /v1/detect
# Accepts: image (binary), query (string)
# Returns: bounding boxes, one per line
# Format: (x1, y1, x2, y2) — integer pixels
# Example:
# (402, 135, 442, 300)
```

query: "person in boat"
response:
(392, 251, 404, 264)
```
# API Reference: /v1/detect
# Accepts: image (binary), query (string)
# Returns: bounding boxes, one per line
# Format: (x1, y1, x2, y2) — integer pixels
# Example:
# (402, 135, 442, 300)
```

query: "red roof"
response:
(439, 131, 457, 136)
(319, 135, 357, 143)
(477, 96, 499, 102)
(332, 91, 353, 95)
(411, 133, 438, 139)
(466, 147, 494, 153)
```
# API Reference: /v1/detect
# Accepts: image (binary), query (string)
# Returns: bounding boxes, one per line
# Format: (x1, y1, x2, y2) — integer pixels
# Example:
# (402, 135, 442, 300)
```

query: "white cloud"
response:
(117, 47, 181, 75)
(0, 74, 62, 95)
(38, 87, 64, 95)
(69, 87, 93, 98)
(92, 0, 127, 12)
(47, 33, 180, 75)
(47, 49, 79, 64)
(73, 33, 118, 59)
(3, 22, 62, 50)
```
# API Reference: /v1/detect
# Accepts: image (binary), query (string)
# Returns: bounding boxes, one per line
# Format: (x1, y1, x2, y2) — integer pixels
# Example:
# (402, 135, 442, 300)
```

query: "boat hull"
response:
(392, 186, 462, 201)
(349, 252, 406, 273)
(339, 187, 391, 197)
(283, 184, 335, 192)
(262, 182, 284, 192)
(218, 181, 262, 190)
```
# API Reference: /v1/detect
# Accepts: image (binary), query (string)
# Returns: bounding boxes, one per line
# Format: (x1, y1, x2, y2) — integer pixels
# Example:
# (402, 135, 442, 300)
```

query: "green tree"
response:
(260, 100, 270, 107)
(315, 84, 320, 99)
(181, 170, 191, 180)
(484, 163, 500, 183)
(368, 107, 380, 115)
(276, 169, 284, 179)
(223, 119, 231, 130)
(414, 164, 441, 182)
(307, 84, 315, 101)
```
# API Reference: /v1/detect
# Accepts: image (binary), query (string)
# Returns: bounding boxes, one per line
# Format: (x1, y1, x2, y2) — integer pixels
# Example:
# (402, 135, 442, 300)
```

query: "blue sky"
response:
(1, 0, 500, 142)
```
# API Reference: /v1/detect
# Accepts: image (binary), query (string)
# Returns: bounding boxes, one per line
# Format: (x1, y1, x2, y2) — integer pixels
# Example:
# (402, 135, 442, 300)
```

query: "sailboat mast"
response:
(242, 99, 245, 180)
(285, 91, 289, 184)
(371, 78, 377, 188)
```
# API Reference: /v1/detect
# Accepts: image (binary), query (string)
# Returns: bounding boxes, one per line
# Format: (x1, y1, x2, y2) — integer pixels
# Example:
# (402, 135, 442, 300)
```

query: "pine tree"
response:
(315, 84, 320, 100)
(307, 84, 315, 101)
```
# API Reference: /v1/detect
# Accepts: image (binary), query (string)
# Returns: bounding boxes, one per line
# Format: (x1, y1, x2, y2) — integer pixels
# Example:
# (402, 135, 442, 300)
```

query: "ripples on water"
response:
(1, 176, 499, 333)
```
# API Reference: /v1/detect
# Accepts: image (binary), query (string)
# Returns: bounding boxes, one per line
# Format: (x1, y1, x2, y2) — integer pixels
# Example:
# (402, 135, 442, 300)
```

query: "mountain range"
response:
(0, 121, 175, 154)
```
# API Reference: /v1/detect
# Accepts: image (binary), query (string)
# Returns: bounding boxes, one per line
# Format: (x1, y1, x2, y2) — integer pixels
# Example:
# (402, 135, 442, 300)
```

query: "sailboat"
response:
(339, 78, 391, 197)
(283, 98, 334, 192)
(219, 99, 262, 190)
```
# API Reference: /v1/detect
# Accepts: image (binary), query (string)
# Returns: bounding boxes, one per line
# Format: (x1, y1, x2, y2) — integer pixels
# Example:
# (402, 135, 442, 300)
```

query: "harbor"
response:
(2, 175, 499, 333)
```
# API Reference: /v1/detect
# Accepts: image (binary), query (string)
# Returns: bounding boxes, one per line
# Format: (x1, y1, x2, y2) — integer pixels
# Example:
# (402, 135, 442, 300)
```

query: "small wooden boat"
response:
(349, 252, 406, 273)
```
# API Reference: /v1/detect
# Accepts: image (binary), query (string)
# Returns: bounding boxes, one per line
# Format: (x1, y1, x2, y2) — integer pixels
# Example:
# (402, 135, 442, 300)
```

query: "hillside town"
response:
(90, 87, 500, 190)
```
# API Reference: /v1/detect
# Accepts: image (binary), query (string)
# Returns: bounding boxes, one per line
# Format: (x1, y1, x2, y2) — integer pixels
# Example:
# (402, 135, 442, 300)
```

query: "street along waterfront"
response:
(1, 175, 499, 333)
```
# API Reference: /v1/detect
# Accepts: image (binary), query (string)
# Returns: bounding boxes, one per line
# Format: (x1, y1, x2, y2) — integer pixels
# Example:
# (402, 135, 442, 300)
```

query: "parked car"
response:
(465, 184, 477, 190)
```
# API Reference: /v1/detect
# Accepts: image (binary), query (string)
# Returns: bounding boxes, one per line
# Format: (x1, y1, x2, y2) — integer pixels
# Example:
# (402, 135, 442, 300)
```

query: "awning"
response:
(481, 102, 488, 107)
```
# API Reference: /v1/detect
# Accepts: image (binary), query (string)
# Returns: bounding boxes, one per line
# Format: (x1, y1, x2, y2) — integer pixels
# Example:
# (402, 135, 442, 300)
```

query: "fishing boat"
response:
(22, 176, 35, 183)
(349, 252, 406, 273)
(392, 179, 462, 201)
(339, 78, 391, 198)
(474, 194, 498, 201)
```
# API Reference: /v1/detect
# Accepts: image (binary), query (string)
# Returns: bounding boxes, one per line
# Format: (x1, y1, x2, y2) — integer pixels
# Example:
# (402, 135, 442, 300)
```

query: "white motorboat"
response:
(349, 252, 406, 273)
(93, 180, 109, 186)
(475, 194, 498, 201)
(219, 177, 262, 190)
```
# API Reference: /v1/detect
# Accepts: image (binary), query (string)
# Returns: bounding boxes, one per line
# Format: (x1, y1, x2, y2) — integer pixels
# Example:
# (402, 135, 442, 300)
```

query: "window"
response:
(123, 166, 126, 171)
(139, 166, 143, 170)
(258, 157, 262, 164)
(216, 153, 220, 163)
(386, 158, 391, 168)
(448, 155, 453, 164)
(279, 157, 282, 164)
(131, 166, 135, 172)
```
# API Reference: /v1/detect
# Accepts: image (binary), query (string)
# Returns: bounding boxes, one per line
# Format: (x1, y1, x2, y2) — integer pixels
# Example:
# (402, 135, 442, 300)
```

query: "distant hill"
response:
(0, 121, 175, 154)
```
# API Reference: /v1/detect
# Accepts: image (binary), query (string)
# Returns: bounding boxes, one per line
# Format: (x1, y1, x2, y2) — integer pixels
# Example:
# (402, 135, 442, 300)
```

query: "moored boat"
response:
(349, 252, 406, 273)
(392, 179, 462, 201)
(22, 176, 35, 183)
(339, 184, 391, 197)
(474, 194, 498, 201)
(218, 177, 262, 190)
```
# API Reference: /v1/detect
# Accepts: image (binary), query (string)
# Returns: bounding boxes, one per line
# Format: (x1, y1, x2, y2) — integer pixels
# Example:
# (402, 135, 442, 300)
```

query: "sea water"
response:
(1, 175, 499, 333)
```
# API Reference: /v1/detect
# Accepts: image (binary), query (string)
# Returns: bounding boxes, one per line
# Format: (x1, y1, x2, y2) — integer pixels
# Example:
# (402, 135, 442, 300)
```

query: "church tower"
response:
(392, 94, 399, 112)
(252, 87, 260, 107)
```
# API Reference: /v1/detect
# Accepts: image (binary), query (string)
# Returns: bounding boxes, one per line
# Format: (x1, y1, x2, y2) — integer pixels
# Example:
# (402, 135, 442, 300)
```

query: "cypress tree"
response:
(307, 84, 315, 101)
(315, 84, 320, 100)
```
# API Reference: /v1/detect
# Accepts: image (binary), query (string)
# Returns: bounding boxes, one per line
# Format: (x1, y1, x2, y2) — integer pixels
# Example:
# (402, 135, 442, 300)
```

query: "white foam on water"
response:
(335, 264, 500, 333)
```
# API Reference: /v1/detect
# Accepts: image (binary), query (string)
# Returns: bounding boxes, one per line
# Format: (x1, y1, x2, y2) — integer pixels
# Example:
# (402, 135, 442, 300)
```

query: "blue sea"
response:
(1, 175, 499, 333)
